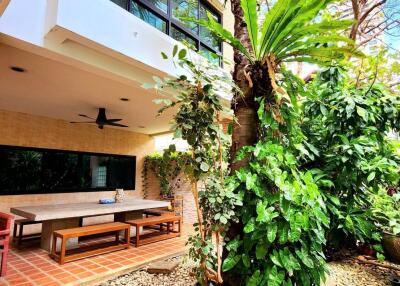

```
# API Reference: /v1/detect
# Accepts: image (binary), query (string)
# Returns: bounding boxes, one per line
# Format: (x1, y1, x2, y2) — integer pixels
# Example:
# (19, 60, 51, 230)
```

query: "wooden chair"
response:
(0, 212, 14, 277)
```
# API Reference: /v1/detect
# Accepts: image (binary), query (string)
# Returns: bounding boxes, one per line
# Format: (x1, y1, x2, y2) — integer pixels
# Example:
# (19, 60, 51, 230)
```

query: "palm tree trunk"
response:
(229, 0, 258, 172)
(223, 1, 258, 286)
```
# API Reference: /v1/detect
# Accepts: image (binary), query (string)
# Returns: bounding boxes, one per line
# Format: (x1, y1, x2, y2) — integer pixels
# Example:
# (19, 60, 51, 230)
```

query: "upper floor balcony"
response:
(0, 0, 223, 79)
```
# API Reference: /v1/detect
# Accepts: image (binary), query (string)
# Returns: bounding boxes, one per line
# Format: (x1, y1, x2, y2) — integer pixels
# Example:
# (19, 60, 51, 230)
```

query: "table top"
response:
(10, 199, 170, 221)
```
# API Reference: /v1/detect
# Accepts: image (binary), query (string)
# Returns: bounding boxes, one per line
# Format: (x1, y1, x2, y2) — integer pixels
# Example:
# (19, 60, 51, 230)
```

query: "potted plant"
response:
(371, 188, 400, 262)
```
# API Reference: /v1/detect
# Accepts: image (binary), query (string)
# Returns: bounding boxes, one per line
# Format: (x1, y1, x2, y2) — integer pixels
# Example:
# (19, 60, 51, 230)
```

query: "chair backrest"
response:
(0, 212, 14, 233)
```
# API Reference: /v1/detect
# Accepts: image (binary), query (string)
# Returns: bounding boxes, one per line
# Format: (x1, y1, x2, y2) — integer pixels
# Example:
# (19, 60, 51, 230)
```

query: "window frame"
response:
(0, 145, 137, 196)
(115, 0, 223, 63)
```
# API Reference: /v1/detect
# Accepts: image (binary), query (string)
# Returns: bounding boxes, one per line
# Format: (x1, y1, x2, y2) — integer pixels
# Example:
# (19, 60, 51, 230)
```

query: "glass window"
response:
(0, 146, 136, 195)
(200, 46, 220, 65)
(171, 26, 197, 49)
(130, 2, 167, 33)
(146, 0, 168, 13)
(111, 0, 129, 9)
(200, 5, 220, 51)
(171, 0, 199, 34)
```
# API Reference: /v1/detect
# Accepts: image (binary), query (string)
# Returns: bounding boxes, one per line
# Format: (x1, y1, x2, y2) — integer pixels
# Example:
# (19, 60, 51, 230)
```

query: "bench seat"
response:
(126, 216, 181, 247)
(51, 222, 130, 264)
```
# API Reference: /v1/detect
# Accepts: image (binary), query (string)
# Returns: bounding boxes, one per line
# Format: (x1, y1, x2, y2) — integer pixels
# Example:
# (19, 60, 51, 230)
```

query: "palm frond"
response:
(181, 14, 254, 62)
(240, 0, 259, 57)
(258, 0, 296, 59)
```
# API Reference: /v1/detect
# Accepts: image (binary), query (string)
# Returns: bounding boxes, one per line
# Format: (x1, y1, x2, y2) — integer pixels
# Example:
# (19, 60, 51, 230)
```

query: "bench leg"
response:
(125, 227, 130, 248)
(60, 237, 66, 265)
(51, 235, 57, 259)
(135, 226, 140, 247)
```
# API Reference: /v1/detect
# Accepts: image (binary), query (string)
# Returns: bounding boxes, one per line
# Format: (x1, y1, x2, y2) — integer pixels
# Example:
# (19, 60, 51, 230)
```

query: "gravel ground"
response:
(100, 256, 400, 286)
(325, 259, 399, 286)
(98, 256, 197, 286)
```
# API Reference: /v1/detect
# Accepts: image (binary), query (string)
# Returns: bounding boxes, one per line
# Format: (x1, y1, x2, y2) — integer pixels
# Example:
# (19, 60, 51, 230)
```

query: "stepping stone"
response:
(147, 260, 180, 274)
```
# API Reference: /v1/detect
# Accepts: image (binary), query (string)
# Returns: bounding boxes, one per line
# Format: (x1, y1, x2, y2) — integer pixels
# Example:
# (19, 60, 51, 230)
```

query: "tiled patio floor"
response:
(0, 225, 191, 286)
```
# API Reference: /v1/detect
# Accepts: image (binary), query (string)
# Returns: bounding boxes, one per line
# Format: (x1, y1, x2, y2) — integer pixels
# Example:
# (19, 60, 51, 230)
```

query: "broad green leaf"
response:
(256, 242, 268, 259)
(244, 218, 255, 233)
(367, 172, 376, 182)
(172, 45, 178, 57)
(161, 52, 168, 59)
(178, 49, 187, 59)
(270, 249, 283, 267)
(267, 223, 278, 243)
(242, 253, 251, 268)
(247, 270, 262, 286)
(200, 162, 209, 172)
(356, 106, 367, 120)
(222, 253, 241, 272)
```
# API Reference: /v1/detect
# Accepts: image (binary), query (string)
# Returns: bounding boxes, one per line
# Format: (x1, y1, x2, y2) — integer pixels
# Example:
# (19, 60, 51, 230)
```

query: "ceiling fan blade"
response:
(107, 119, 123, 122)
(105, 122, 129, 128)
(70, 121, 97, 124)
(78, 114, 95, 120)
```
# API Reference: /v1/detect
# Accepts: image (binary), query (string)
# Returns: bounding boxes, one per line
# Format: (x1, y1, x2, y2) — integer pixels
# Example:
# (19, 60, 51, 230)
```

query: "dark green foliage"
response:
(302, 67, 400, 249)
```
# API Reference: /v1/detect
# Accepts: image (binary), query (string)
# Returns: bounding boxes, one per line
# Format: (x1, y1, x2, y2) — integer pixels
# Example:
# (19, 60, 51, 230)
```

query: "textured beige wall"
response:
(0, 109, 155, 223)
(145, 170, 197, 224)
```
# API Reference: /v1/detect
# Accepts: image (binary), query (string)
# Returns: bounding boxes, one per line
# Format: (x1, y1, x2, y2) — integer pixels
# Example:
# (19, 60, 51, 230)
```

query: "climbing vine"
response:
(143, 146, 191, 197)
(145, 45, 242, 285)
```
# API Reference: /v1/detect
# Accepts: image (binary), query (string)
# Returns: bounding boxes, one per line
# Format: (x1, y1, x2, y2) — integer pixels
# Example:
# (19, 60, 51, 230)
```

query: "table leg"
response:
(41, 218, 80, 252)
(115, 210, 143, 239)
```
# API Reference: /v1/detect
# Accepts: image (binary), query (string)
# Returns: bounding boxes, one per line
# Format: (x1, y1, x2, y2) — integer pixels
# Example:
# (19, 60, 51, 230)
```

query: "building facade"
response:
(0, 0, 233, 224)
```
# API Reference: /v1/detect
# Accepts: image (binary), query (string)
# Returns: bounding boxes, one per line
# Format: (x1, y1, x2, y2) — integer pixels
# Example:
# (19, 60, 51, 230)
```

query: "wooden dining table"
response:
(10, 199, 170, 251)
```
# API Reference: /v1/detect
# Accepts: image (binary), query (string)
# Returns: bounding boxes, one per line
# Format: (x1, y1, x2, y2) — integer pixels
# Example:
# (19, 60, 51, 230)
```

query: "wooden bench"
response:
(126, 216, 181, 247)
(50, 222, 130, 264)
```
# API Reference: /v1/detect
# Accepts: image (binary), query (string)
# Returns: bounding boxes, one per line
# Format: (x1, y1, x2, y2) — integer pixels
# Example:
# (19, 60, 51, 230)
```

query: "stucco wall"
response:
(144, 170, 197, 224)
(0, 109, 155, 230)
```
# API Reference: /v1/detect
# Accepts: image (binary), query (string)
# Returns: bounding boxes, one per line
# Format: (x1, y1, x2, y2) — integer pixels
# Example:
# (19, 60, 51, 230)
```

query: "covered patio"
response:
(1, 224, 190, 286)
(0, 10, 195, 285)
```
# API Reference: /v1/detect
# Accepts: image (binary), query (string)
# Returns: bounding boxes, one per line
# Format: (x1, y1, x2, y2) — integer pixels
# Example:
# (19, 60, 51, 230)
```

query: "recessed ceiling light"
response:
(120, 98, 130, 102)
(10, 66, 26, 73)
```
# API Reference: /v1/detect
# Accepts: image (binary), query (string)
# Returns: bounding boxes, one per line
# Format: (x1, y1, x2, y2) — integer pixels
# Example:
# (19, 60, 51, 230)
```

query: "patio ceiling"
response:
(0, 43, 176, 135)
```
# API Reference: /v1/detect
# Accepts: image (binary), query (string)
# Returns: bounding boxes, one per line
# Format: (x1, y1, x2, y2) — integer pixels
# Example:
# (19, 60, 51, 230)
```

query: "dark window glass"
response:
(0, 146, 136, 195)
(171, 26, 197, 49)
(200, 4, 220, 51)
(111, 0, 129, 9)
(171, 0, 199, 34)
(130, 2, 167, 32)
(146, 0, 168, 13)
(200, 46, 220, 65)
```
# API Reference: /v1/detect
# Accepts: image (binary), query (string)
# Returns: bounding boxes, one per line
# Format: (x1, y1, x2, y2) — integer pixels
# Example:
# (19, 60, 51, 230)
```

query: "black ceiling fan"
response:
(70, 108, 128, 129)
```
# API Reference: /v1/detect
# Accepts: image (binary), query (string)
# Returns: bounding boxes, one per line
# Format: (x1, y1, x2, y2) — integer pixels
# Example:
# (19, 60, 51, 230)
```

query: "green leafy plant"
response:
(143, 145, 191, 197)
(181, 0, 363, 284)
(146, 45, 242, 285)
(302, 66, 400, 250)
(371, 188, 400, 236)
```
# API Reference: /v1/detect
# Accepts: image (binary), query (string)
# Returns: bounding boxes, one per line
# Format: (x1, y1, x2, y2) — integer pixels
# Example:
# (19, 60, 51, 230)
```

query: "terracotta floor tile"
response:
(74, 271, 93, 279)
(4, 226, 190, 286)
(59, 276, 78, 284)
